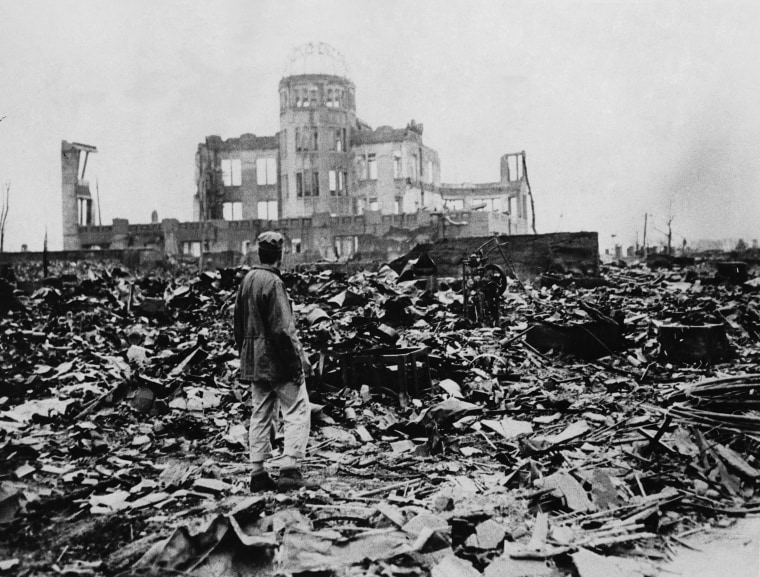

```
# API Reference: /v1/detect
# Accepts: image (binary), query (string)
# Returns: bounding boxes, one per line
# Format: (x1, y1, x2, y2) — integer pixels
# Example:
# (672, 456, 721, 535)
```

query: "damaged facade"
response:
(67, 43, 534, 263)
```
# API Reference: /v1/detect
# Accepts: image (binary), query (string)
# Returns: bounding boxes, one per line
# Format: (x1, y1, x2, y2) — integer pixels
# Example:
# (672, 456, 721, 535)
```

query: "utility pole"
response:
(199, 177, 206, 273)
(666, 215, 674, 255)
(0, 119, 7, 252)
(0, 181, 9, 253)
(43, 228, 49, 277)
(642, 213, 648, 257)
(521, 151, 537, 234)
(96, 179, 102, 226)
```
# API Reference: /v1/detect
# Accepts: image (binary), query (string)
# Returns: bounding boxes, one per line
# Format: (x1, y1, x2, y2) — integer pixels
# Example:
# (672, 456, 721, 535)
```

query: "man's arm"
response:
(233, 282, 245, 351)
(267, 280, 303, 379)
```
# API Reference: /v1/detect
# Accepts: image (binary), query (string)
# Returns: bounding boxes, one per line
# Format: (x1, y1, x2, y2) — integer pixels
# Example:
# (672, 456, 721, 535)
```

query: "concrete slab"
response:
(662, 516, 760, 577)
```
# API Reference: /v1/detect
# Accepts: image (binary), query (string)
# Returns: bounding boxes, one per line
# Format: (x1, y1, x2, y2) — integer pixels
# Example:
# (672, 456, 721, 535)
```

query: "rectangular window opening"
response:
(221, 158, 242, 186)
(77, 198, 93, 226)
(257, 200, 278, 220)
(183, 241, 201, 257)
(368, 154, 377, 180)
(298, 170, 319, 197)
(312, 171, 320, 196)
(221, 159, 231, 186)
(334, 235, 358, 259)
(329, 171, 348, 196)
(507, 155, 524, 182)
(223, 201, 243, 220)
(410, 154, 418, 182)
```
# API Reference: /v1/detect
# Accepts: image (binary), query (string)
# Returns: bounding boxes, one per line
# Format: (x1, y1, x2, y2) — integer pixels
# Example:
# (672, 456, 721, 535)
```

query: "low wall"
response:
(1, 231, 600, 282)
(0, 248, 164, 273)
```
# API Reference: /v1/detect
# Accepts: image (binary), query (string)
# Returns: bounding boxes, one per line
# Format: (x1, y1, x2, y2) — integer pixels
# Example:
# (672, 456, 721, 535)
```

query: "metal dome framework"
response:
(283, 42, 351, 80)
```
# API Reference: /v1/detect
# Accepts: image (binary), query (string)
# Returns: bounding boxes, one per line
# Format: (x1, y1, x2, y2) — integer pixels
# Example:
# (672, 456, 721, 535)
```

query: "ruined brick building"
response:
(64, 43, 535, 264)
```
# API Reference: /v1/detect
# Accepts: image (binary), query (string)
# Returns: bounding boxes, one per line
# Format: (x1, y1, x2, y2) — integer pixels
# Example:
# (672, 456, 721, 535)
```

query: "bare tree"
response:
(0, 116, 7, 252)
(0, 181, 9, 252)
(666, 214, 674, 255)
(521, 152, 537, 234)
(663, 198, 677, 256)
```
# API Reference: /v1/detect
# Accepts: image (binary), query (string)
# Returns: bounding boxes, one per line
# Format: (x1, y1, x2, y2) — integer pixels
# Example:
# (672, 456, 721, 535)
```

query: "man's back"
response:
(234, 265, 302, 382)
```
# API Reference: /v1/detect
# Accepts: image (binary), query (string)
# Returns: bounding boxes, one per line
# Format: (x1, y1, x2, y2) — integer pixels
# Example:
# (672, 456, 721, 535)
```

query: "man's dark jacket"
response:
(234, 265, 303, 382)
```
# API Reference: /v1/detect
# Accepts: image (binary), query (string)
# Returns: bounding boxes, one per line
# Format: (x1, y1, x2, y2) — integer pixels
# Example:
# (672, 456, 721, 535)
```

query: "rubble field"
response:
(2, 258, 760, 576)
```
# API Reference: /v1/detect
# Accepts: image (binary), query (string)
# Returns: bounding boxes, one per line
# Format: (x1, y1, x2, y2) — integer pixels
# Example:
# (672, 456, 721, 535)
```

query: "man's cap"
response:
(257, 231, 284, 252)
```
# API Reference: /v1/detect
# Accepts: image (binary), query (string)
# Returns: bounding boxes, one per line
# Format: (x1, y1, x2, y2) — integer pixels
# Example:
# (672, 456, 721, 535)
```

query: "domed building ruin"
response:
(67, 43, 535, 264)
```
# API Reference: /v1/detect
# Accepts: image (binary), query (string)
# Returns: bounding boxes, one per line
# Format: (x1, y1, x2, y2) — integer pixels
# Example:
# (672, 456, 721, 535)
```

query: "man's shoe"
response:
(277, 468, 318, 491)
(250, 471, 277, 492)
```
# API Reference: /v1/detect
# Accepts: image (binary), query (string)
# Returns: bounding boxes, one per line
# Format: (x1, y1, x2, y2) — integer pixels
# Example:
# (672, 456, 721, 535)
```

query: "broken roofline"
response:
(203, 134, 278, 152)
(62, 141, 98, 153)
(279, 73, 355, 86)
(352, 124, 425, 146)
(441, 182, 507, 190)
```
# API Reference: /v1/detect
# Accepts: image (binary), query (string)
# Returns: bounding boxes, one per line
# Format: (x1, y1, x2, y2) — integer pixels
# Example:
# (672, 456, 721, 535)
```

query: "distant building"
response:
(65, 43, 535, 263)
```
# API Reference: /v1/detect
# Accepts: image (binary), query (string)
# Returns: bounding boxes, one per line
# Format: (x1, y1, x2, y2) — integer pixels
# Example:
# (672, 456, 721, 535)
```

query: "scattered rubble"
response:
(2, 257, 760, 576)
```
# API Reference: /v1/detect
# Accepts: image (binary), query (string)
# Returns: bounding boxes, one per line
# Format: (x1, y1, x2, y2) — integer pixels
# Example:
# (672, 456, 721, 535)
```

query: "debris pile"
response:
(1, 259, 760, 576)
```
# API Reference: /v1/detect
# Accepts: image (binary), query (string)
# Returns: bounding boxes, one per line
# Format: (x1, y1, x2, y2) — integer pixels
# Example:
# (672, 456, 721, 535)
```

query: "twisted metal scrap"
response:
(668, 374, 760, 433)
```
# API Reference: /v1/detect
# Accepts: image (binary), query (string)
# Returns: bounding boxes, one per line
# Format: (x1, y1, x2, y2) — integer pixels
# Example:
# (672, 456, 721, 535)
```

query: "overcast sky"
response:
(1, 0, 759, 252)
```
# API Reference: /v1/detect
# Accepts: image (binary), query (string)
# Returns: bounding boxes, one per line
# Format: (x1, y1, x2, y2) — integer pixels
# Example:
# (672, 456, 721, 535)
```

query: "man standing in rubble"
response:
(234, 231, 312, 491)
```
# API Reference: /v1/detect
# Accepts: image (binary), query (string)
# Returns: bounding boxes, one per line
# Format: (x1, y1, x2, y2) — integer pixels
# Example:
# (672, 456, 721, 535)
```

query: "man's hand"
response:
(300, 346, 314, 378)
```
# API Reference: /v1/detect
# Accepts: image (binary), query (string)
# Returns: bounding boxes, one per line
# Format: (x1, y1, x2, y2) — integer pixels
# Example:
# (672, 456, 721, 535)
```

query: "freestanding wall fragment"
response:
(61, 140, 97, 251)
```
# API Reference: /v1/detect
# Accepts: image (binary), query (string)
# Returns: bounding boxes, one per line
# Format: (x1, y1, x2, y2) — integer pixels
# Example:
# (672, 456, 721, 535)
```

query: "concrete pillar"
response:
(499, 154, 511, 184)
(161, 219, 180, 256)
(61, 142, 81, 250)
(110, 218, 130, 249)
